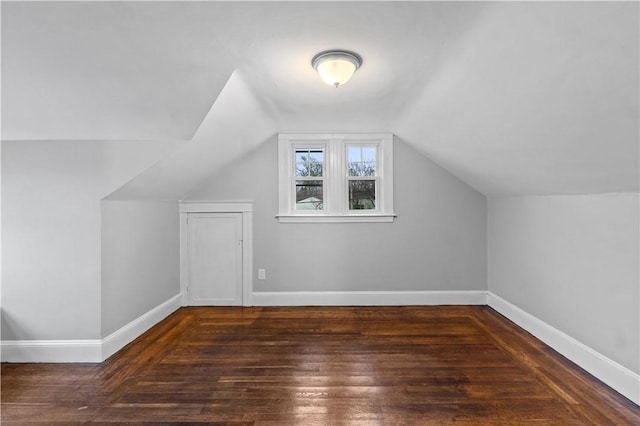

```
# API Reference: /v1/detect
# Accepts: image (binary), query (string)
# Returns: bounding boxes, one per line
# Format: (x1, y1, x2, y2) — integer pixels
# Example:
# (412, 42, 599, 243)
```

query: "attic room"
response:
(1, 0, 638, 423)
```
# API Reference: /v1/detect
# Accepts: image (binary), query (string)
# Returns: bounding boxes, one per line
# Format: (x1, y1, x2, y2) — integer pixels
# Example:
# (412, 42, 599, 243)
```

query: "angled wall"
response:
(1, 71, 277, 361)
(1, 140, 181, 343)
(99, 71, 277, 341)
(101, 200, 180, 337)
(488, 193, 640, 402)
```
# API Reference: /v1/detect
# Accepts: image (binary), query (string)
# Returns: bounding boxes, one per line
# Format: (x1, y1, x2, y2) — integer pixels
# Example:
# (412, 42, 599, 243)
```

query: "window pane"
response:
(348, 146, 362, 163)
(308, 150, 323, 164)
(362, 147, 376, 163)
(349, 180, 376, 210)
(296, 162, 323, 177)
(295, 148, 323, 177)
(348, 146, 376, 177)
(296, 180, 324, 210)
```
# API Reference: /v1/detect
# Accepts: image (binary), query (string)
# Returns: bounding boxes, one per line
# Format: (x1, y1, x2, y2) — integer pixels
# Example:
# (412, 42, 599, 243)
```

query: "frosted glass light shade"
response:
(312, 50, 362, 88)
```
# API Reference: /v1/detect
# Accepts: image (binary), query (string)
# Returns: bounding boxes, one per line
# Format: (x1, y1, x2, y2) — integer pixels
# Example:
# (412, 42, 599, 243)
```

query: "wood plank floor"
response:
(2, 306, 639, 424)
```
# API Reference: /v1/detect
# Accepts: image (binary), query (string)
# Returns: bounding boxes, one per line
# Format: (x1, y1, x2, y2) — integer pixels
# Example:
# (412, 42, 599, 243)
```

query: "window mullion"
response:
(326, 138, 340, 215)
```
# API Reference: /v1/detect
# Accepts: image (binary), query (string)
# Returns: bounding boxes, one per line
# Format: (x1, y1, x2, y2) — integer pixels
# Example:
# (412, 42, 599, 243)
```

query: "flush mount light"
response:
(312, 50, 362, 88)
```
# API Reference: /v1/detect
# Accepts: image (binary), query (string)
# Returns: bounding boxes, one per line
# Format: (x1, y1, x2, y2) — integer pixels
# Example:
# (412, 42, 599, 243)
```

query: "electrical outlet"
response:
(258, 269, 266, 280)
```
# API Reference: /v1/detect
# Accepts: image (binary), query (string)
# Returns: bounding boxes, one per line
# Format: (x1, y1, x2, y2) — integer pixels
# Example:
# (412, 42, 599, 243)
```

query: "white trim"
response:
(0, 294, 182, 363)
(101, 294, 182, 360)
(179, 201, 253, 307)
(252, 290, 488, 306)
(0, 339, 103, 363)
(275, 214, 397, 223)
(180, 201, 253, 213)
(179, 211, 189, 306)
(488, 292, 640, 406)
(242, 211, 254, 306)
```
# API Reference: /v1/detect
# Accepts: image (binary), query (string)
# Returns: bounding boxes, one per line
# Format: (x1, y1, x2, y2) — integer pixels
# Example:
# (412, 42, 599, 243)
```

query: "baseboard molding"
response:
(487, 292, 640, 406)
(101, 293, 182, 361)
(252, 290, 488, 306)
(0, 339, 103, 363)
(1, 294, 182, 363)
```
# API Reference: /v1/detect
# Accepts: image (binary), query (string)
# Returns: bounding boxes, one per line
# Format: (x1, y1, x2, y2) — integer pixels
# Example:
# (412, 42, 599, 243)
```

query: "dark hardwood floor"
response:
(2, 306, 639, 424)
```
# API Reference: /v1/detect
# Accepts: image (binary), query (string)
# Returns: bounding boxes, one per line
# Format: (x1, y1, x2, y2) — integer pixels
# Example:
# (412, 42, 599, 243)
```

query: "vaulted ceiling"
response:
(2, 1, 638, 195)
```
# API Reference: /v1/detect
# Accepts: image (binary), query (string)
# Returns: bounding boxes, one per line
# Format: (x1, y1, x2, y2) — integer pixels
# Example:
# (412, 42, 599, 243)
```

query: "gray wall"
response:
(488, 193, 639, 373)
(187, 136, 487, 293)
(1, 140, 180, 340)
(101, 200, 180, 337)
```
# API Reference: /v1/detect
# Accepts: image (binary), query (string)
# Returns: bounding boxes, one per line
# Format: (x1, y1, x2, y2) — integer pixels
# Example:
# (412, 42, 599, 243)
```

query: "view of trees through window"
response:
(293, 145, 378, 211)
(348, 146, 376, 210)
(348, 180, 376, 210)
(279, 133, 393, 221)
(295, 148, 324, 210)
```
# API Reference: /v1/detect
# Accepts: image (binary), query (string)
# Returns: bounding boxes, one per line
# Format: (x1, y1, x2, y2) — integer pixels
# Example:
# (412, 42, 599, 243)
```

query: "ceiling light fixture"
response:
(312, 50, 362, 88)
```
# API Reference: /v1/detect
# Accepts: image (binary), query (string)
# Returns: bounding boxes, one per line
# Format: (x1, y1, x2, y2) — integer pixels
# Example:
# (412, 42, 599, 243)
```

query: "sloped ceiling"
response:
(105, 71, 276, 200)
(2, 1, 638, 195)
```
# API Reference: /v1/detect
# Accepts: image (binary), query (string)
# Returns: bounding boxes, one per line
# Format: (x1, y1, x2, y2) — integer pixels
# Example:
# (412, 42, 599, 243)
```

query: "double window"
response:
(278, 133, 395, 223)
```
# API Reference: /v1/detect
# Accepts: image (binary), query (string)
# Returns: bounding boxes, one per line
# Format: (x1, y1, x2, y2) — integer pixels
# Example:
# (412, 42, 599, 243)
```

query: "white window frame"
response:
(277, 133, 395, 223)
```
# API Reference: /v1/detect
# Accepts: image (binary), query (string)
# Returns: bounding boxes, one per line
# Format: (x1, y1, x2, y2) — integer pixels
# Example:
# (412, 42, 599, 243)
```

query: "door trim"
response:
(179, 202, 253, 307)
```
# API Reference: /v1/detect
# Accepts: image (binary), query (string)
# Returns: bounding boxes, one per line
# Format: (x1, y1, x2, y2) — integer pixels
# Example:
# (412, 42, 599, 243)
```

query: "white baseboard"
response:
(252, 290, 488, 306)
(0, 339, 103, 363)
(488, 292, 640, 406)
(1, 294, 182, 363)
(101, 294, 182, 360)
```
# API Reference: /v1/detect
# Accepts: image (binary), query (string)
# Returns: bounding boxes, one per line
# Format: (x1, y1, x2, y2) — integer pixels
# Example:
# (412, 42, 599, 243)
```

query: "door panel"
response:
(187, 212, 242, 305)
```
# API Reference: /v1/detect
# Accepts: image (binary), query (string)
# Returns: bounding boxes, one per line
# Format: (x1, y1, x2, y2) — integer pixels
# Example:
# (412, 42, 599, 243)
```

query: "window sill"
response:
(276, 214, 396, 223)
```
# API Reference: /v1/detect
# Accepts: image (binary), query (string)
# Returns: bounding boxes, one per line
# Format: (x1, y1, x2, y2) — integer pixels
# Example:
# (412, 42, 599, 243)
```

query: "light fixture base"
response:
(311, 50, 362, 87)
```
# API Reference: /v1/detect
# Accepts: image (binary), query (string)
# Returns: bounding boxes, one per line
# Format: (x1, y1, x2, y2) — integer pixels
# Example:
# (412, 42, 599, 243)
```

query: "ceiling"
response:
(2, 1, 638, 195)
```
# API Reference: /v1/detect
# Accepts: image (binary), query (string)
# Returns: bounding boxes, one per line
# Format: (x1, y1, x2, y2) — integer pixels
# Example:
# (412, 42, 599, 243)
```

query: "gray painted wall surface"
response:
(187, 136, 487, 293)
(101, 200, 180, 337)
(488, 193, 639, 373)
(1, 140, 181, 340)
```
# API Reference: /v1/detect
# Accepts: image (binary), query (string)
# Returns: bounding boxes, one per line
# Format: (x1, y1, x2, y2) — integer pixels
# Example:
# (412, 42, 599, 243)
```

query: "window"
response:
(278, 133, 395, 223)
(295, 147, 324, 211)
(347, 145, 377, 210)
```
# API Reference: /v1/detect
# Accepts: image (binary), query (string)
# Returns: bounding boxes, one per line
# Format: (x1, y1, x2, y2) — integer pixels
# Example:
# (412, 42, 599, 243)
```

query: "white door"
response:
(186, 212, 243, 305)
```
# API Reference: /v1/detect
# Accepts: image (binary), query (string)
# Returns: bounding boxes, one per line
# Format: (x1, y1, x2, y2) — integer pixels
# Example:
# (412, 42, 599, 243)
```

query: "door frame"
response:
(179, 201, 253, 307)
